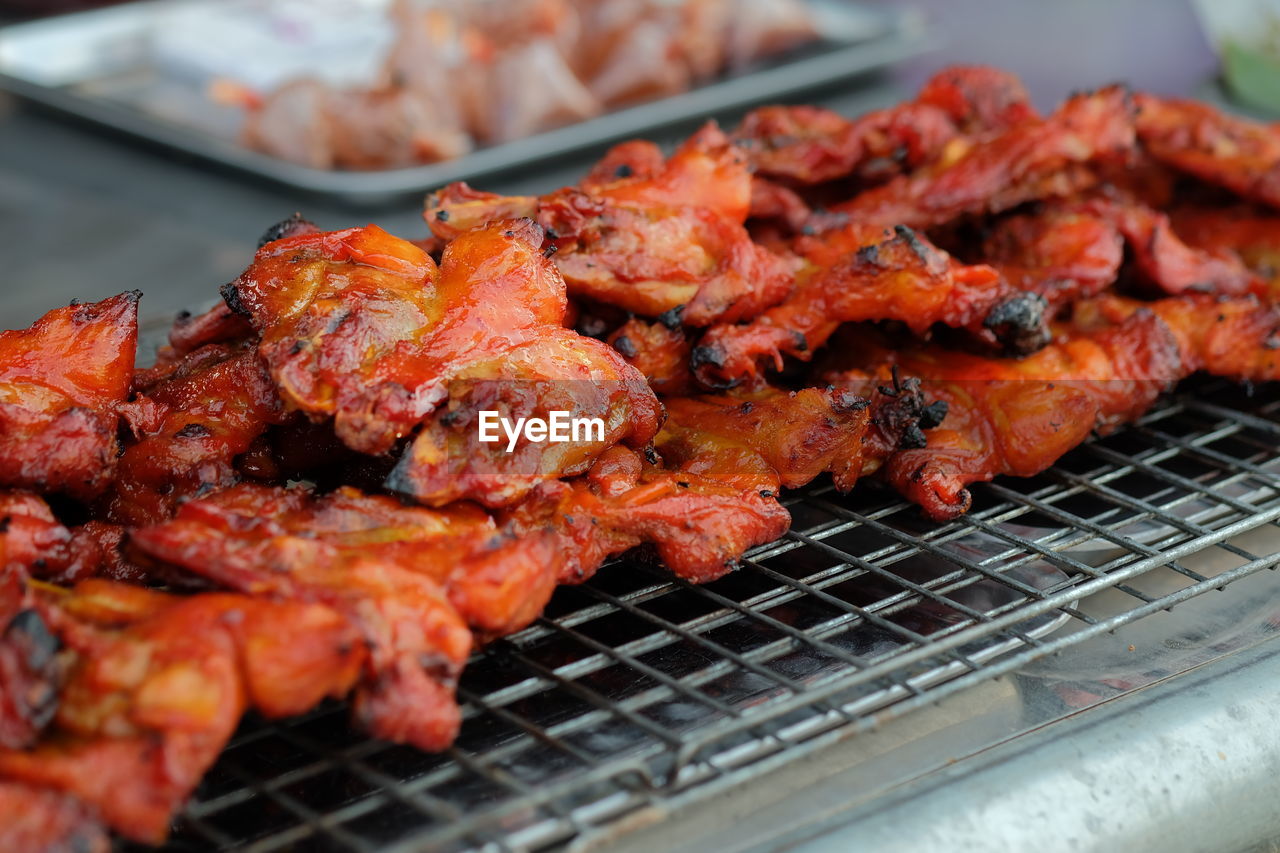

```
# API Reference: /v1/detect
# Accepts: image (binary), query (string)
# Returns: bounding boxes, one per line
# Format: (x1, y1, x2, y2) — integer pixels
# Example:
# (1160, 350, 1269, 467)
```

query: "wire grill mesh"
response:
(147, 381, 1280, 853)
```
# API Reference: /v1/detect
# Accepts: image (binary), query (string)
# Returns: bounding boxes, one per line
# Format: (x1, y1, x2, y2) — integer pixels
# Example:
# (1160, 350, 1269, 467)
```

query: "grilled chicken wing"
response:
(427, 125, 797, 326)
(691, 223, 1038, 387)
(0, 579, 363, 844)
(820, 313, 1181, 520)
(825, 86, 1135, 230)
(102, 343, 285, 526)
(0, 294, 138, 500)
(0, 781, 108, 853)
(510, 383, 930, 583)
(1135, 94, 1280, 209)
(822, 291, 1280, 520)
(225, 219, 660, 506)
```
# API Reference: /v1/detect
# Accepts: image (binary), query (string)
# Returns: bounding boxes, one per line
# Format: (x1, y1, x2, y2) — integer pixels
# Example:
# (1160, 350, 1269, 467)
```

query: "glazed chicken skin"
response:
(733, 65, 1036, 188)
(510, 383, 932, 583)
(222, 221, 444, 454)
(822, 291, 1280, 520)
(980, 198, 1262, 310)
(606, 317, 697, 396)
(1170, 205, 1280, 296)
(1135, 93, 1280, 209)
(1079, 198, 1263, 296)
(823, 86, 1136, 230)
(426, 125, 796, 326)
(734, 102, 960, 188)
(0, 577, 363, 844)
(820, 313, 1182, 520)
(0, 294, 138, 500)
(1074, 293, 1280, 381)
(980, 205, 1124, 313)
(0, 491, 135, 591)
(224, 218, 660, 507)
(100, 343, 285, 527)
(690, 223, 1040, 387)
(0, 781, 108, 853)
(128, 483, 567, 750)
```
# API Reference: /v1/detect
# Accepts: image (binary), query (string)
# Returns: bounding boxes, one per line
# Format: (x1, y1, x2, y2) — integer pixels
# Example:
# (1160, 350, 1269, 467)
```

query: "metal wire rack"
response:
(149, 380, 1280, 853)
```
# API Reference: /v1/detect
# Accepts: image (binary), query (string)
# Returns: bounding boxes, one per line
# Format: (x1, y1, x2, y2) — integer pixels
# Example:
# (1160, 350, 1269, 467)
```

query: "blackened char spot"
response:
(983, 292, 1049, 355)
(892, 224, 931, 261)
(175, 423, 212, 439)
(220, 283, 251, 318)
(854, 243, 881, 266)
(919, 399, 949, 429)
(657, 305, 686, 330)
(899, 422, 928, 449)
(612, 336, 638, 358)
(4, 609, 59, 673)
(689, 344, 725, 370)
(257, 213, 319, 248)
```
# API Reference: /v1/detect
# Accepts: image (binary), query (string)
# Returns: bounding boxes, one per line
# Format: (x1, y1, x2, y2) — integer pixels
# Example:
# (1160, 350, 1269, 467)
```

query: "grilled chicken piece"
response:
(820, 314, 1180, 521)
(1073, 293, 1280, 381)
(128, 482, 564, 749)
(0, 579, 363, 844)
(734, 101, 960, 187)
(0, 565, 59, 751)
(984, 197, 1262, 307)
(224, 219, 660, 506)
(1169, 205, 1280, 296)
(981, 205, 1124, 314)
(825, 86, 1136, 230)
(734, 66, 1035, 189)
(0, 294, 138, 500)
(427, 125, 797, 326)
(103, 343, 284, 526)
(1080, 198, 1263, 296)
(510, 383, 929, 583)
(1135, 94, 1280, 210)
(691, 223, 1041, 387)
(914, 65, 1040, 135)
(821, 292, 1280, 520)
(0, 781, 108, 853)
(0, 493, 135, 589)
(607, 317, 697, 396)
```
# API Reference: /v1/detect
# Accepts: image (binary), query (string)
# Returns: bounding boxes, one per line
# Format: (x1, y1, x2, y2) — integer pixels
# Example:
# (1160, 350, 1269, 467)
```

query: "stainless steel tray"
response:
(0, 0, 929, 205)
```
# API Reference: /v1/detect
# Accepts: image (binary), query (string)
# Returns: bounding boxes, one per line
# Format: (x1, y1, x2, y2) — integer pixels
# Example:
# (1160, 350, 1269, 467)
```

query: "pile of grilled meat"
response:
(3, 66, 1280, 850)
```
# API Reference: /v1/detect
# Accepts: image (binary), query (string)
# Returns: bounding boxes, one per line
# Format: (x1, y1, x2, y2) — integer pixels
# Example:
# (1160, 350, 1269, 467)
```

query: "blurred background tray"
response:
(0, 0, 928, 205)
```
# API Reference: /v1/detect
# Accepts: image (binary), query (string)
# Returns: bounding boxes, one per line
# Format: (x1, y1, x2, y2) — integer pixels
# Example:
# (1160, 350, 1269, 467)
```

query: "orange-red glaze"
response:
(1135, 94, 1280, 209)
(0, 294, 138, 500)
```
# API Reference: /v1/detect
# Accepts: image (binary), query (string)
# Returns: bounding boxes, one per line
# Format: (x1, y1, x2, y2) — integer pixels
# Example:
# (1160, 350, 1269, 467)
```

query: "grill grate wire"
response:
(135, 381, 1280, 852)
